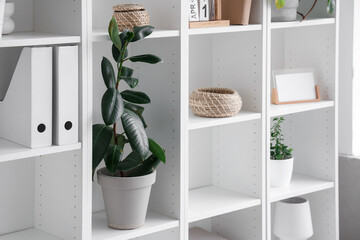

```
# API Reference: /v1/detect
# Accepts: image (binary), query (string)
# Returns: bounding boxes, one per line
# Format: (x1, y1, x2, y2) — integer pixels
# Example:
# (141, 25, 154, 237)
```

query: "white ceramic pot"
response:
(271, 0, 299, 22)
(0, 0, 5, 39)
(97, 168, 156, 230)
(274, 197, 314, 240)
(2, 2, 14, 35)
(270, 157, 293, 187)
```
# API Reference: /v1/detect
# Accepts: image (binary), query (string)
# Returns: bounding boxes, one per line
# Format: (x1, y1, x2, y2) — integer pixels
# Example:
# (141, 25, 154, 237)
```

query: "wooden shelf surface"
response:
(92, 211, 179, 240)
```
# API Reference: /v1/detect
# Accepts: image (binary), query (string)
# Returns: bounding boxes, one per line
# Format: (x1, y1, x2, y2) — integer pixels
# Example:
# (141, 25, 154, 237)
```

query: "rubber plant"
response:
(275, 0, 335, 21)
(92, 17, 166, 179)
(270, 117, 293, 160)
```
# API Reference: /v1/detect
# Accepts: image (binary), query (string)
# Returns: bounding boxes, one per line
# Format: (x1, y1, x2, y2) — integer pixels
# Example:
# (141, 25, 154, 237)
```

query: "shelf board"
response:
(189, 186, 261, 223)
(189, 24, 262, 35)
(92, 28, 180, 42)
(0, 138, 82, 163)
(271, 18, 335, 29)
(270, 173, 335, 202)
(0, 32, 81, 48)
(270, 100, 334, 117)
(0, 228, 61, 240)
(188, 110, 261, 130)
(92, 211, 179, 240)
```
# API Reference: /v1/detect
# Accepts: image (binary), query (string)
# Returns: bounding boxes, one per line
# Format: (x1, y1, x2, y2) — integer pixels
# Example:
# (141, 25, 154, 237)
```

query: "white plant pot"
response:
(274, 197, 314, 240)
(0, 0, 5, 39)
(97, 168, 156, 230)
(2, 2, 14, 35)
(270, 157, 293, 187)
(272, 0, 299, 22)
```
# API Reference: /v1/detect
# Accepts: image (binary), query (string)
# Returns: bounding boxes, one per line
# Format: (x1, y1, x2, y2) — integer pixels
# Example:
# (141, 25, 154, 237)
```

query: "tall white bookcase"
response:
(0, 0, 339, 239)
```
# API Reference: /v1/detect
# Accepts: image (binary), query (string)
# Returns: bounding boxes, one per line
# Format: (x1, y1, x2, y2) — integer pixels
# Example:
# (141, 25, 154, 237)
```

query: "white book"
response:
(53, 46, 79, 145)
(199, 0, 210, 21)
(0, 0, 5, 39)
(189, 0, 199, 22)
(0, 47, 53, 148)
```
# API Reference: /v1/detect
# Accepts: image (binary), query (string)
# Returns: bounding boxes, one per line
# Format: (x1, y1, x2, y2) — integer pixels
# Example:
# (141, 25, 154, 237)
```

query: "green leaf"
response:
(126, 31, 135, 42)
(327, 0, 335, 14)
(121, 90, 151, 104)
(120, 66, 134, 77)
(123, 154, 161, 177)
(101, 57, 116, 89)
(101, 88, 124, 125)
(104, 145, 123, 174)
(149, 138, 166, 163)
(119, 29, 130, 44)
(131, 26, 154, 42)
(92, 124, 113, 179)
(118, 67, 137, 88)
(108, 17, 122, 51)
(118, 151, 143, 171)
(121, 109, 149, 159)
(122, 77, 139, 89)
(129, 54, 162, 64)
(124, 102, 147, 128)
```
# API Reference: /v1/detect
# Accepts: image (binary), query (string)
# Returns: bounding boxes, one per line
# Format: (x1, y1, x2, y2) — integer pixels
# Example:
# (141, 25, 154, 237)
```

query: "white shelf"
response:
(270, 173, 335, 202)
(0, 138, 82, 163)
(92, 211, 179, 240)
(189, 24, 262, 35)
(92, 28, 180, 42)
(189, 186, 261, 223)
(188, 111, 261, 130)
(0, 32, 81, 48)
(271, 18, 335, 30)
(0, 228, 61, 240)
(270, 100, 334, 117)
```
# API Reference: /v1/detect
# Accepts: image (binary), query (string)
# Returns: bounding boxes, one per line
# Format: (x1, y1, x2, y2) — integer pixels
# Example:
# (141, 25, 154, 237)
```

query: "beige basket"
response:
(190, 88, 243, 118)
(113, 4, 150, 31)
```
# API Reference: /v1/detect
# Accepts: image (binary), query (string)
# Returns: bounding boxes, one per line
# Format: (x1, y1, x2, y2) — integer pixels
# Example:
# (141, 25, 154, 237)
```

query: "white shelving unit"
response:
(0, 0, 339, 239)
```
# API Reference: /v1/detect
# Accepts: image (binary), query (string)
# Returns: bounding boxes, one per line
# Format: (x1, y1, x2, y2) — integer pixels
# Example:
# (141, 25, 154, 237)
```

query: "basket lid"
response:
(113, 4, 146, 12)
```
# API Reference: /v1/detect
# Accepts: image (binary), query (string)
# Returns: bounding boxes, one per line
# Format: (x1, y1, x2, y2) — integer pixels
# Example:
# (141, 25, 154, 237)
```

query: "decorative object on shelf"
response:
(189, 0, 230, 29)
(113, 4, 149, 31)
(189, 227, 228, 240)
(190, 88, 242, 118)
(93, 17, 165, 230)
(272, 0, 335, 22)
(189, 0, 200, 21)
(0, 0, 5, 39)
(270, 117, 294, 187)
(2, 2, 14, 35)
(274, 197, 313, 240)
(222, 0, 252, 25)
(272, 69, 320, 105)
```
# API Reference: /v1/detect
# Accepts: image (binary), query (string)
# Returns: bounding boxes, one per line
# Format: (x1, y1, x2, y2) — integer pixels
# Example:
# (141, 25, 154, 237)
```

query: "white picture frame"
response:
(271, 68, 320, 104)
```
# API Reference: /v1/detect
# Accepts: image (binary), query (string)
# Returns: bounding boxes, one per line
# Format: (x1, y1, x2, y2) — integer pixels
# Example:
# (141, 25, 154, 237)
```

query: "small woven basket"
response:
(113, 4, 149, 31)
(190, 88, 242, 118)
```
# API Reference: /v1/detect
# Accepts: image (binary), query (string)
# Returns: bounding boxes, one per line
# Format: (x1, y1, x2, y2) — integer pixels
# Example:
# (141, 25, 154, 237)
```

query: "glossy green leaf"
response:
(275, 0, 285, 9)
(101, 57, 116, 89)
(121, 90, 151, 104)
(129, 54, 162, 64)
(327, 0, 335, 14)
(118, 151, 143, 171)
(101, 88, 124, 125)
(92, 124, 113, 179)
(104, 145, 123, 174)
(108, 17, 122, 51)
(131, 26, 154, 42)
(121, 109, 149, 159)
(123, 77, 139, 88)
(149, 138, 166, 163)
(120, 66, 134, 77)
(123, 154, 161, 177)
(119, 29, 130, 44)
(124, 102, 147, 128)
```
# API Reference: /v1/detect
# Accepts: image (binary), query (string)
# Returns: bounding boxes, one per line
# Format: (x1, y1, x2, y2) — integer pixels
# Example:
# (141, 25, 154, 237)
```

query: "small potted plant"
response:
(270, 117, 293, 187)
(272, 0, 335, 22)
(92, 17, 165, 230)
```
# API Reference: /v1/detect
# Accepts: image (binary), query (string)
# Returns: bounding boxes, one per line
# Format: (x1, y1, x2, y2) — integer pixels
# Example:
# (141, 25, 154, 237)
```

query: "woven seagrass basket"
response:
(113, 4, 150, 31)
(190, 88, 242, 118)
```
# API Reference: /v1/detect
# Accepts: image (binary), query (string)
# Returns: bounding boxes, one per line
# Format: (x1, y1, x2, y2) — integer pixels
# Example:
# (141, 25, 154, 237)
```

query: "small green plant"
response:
(92, 17, 166, 179)
(270, 117, 293, 160)
(275, 0, 335, 20)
